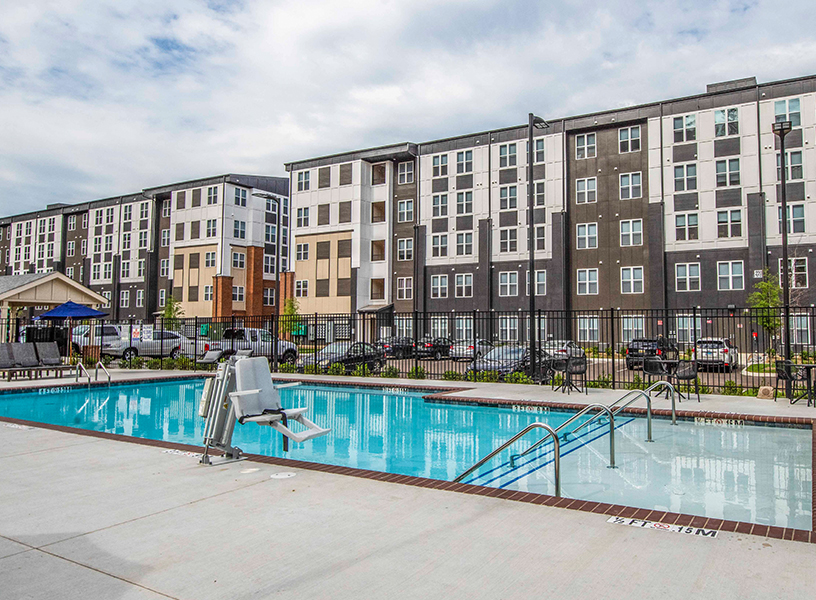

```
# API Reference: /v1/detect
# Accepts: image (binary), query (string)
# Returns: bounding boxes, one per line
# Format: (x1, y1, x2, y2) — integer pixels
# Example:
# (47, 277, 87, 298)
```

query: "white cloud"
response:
(1, 0, 815, 212)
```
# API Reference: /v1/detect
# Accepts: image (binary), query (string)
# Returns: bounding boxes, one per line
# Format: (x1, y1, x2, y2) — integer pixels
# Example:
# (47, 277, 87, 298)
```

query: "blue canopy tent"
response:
(36, 301, 107, 320)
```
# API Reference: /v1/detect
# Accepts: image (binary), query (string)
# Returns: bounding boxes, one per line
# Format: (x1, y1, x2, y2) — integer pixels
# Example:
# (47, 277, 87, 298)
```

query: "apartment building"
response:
(285, 75, 816, 336)
(0, 174, 289, 320)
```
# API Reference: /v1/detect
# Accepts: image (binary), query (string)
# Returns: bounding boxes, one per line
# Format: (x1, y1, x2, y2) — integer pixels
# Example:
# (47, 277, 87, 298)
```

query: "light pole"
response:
(773, 120, 793, 397)
(527, 113, 550, 378)
(252, 192, 284, 366)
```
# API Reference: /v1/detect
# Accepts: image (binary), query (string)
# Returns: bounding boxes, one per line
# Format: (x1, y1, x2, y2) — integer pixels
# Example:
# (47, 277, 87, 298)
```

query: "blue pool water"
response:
(1, 379, 811, 529)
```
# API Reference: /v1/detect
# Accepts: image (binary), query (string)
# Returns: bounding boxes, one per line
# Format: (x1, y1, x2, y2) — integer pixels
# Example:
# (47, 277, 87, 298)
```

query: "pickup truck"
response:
(210, 328, 298, 364)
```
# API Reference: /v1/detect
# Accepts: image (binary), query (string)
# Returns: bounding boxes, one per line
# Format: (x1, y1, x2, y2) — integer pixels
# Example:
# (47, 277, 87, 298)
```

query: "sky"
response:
(2, 0, 816, 215)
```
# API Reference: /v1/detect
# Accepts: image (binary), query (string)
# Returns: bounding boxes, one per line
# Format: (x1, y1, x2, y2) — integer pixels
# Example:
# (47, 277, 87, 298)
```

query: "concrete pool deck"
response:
(1, 423, 815, 600)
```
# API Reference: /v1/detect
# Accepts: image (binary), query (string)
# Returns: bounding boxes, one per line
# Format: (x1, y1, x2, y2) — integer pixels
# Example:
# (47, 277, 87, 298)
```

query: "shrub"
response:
(721, 379, 741, 395)
(352, 363, 372, 377)
(407, 366, 426, 380)
(327, 363, 345, 376)
(604, 347, 613, 358)
(624, 374, 647, 390)
(303, 364, 322, 375)
(504, 371, 533, 385)
(442, 370, 463, 381)
(101, 354, 114, 367)
(466, 370, 500, 383)
(587, 373, 613, 389)
(380, 366, 400, 378)
(278, 363, 297, 373)
(119, 356, 145, 370)
(175, 356, 194, 371)
(146, 358, 163, 370)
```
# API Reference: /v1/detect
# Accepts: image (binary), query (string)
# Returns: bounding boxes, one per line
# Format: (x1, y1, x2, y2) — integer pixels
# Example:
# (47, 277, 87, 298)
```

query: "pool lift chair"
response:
(199, 356, 330, 465)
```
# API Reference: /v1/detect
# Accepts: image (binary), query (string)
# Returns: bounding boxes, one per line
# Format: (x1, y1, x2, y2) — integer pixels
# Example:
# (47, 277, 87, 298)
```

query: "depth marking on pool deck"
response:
(607, 516, 718, 538)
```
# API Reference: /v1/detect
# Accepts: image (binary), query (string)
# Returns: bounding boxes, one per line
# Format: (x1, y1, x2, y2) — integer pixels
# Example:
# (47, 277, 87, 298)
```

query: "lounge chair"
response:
(11, 343, 40, 379)
(198, 349, 224, 366)
(235, 349, 254, 357)
(0, 343, 22, 381)
(34, 342, 73, 379)
(229, 357, 330, 451)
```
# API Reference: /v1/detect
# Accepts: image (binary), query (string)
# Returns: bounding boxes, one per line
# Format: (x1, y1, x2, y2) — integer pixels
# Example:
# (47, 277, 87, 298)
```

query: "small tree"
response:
(279, 297, 302, 339)
(748, 269, 781, 353)
(161, 295, 185, 331)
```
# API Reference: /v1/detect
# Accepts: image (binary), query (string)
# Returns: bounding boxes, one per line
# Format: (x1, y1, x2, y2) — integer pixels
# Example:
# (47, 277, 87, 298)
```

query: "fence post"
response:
(273, 311, 279, 372)
(610, 308, 616, 390)
(194, 316, 198, 371)
(413, 310, 419, 378)
(129, 318, 133, 369)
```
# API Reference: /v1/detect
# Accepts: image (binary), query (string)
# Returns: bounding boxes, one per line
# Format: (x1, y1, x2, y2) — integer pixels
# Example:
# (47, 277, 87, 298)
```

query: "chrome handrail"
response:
(511, 403, 616, 468)
(76, 363, 91, 389)
(572, 390, 653, 442)
(453, 422, 561, 497)
(95, 361, 111, 387)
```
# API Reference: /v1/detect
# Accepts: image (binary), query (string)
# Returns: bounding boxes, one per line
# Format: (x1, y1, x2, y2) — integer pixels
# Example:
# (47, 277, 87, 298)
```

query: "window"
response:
(397, 277, 413, 300)
(136, 290, 144, 307)
(456, 232, 473, 256)
(297, 171, 310, 191)
(159, 289, 166, 307)
(430, 316, 448, 339)
(140, 202, 149, 220)
(673, 114, 696, 142)
(499, 271, 518, 296)
(123, 205, 132, 221)
(620, 220, 643, 246)
(621, 316, 645, 343)
(104, 235, 113, 252)
(92, 264, 100, 280)
(578, 316, 599, 343)
(264, 254, 275, 274)
(233, 220, 246, 239)
(775, 98, 801, 128)
(715, 108, 739, 137)
(370, 240, 385, 261)
(457, 191, 472, 215)
(121, 232, 131, 251)
(455, 316, 473, 342)
(398, 162, 414, 184)
(46, 243, 54, 258)
(534, 139, 545, 163)
(576, 178, 596, 204)
(232, 252, 246, 268)
(398, 199, 414, 222)
(234, 188, 247, 206)
(499, 144, 516, 167)
(535, 225, 546, 251)
(499, 228, 517, 252)
(80, 239, 87, 255)
(296, 244, 309, 261)
(397, 238, 413, 261)
(94, 210, 103, 226)
(138, 231, 148, 248)
(38, 220, 45, 234)
(105, 208, 114, 224)
(675, 213, 699, 241)
(206, 219, 217, 237)
(370, 278, 385, 299)
(162, 201, 171, 217)
(499, 186, 517, 210)
(432, 194, 448, 217)
(674, 164, 697, 191)
(527, 270, 546, 296)
(777, 150, 803, 180)
(432, 154, 448, 177)
(577, 269, 599, 295)
(499, 316, 519, 342)
(137, 260, 145, 277)
(534, 182, 545, 206)
(121, 262, 130, 278)
(619, 173, 642, 199)
(81, 213, 89, 228)
(456, 150, 473, 173)
(432, 234, 448, 257)
(675, 263, 700, 291)
(262, 288, 274, 306)
(676, 315, 702, 343)
(717, 209, 742, 238)
(232, 286, 245, 302)
(201, 285, 212, 302)
(431, 274, 448, 298)
(297, 207, 309, 227)
(207, 187, 218, 205)
(67, 215, 76, 230)
(395, 317, 413, 339)
(67, 241, 75, 257)
(619, 125, 641, 153)
(161, 229, 170, 246)
(65, 266, 74, 279)
(717, 261, 744, 290)
(120, 290, 130, 308)
(779, 257, 808, 289)
(716, 159, 740, 187)
(102, 291, 111, 308)
(576, 223, 598, 249)
(265, 224, 276, 243)
(371, 201, 386, 223)
(792, 314, 810, 345)
(160, 258, 169, 278)
(575, 133, 596, 159)
(621, 266, 644, 294)
(779, 204, 806, 234)
(455, 273, 473, 298)
(201, 252, 216, 269)
(103, 262, 112, 279)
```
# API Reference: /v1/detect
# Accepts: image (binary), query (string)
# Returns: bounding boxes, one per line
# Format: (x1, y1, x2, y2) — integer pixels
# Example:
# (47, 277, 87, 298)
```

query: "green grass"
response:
(747, 363, 775, 373)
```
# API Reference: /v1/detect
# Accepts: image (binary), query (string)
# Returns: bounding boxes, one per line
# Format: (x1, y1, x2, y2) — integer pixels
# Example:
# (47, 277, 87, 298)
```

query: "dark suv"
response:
(625, 337, 678, 370)
(414, 336, 453, 360)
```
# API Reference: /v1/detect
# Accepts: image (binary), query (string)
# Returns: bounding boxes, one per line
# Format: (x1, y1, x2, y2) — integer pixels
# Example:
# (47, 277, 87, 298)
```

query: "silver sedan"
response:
(450, 339, 494, 361)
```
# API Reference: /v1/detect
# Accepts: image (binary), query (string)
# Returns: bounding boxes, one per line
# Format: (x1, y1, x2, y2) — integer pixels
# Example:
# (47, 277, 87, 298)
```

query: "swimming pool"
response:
(1, 379, 811, 530)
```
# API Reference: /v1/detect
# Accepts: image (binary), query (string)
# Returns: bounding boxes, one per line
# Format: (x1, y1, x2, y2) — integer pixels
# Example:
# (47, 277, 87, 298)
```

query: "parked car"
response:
(466, 345, 537, 379)
(540, 339, 585, 359)
(414, 336, 453, 360)
(210, 328, 298, 364)
(450, 339, 494, 361)
(106, 329, 201, 360)
(626, 337, 679, 369)
(694, 338, 740, 372)
(375, 336, 414, 359)
(71, 324, 123, 355)
(296, 341, 385, 373)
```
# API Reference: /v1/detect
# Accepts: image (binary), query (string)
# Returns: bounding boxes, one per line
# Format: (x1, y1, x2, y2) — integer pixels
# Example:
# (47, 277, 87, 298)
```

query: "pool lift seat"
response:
(199, 356, 330, 465)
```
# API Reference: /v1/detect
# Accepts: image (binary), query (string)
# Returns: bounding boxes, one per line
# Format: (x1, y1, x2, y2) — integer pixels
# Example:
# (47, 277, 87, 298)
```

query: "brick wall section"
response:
(245, 245, 264, 317)
(213, 275, 233, 318)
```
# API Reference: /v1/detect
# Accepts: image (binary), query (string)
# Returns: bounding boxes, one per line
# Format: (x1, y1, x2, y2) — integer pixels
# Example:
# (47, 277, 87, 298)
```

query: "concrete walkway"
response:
(0, 424, 814, 600)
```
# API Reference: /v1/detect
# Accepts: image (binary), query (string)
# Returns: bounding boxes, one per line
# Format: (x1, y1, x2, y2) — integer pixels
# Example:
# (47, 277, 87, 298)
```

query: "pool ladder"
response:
(74, 362, 112, 388)
(453, 381, 676, 497)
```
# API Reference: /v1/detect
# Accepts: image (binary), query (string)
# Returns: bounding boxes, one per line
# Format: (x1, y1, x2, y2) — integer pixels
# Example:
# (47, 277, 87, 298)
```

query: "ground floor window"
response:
(577, 316, 599, 343)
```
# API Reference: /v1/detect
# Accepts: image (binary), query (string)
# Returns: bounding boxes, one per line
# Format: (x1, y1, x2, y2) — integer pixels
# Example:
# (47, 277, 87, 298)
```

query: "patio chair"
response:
(0, 343, 22, 381)
(235, 349, 254, 357)
(229, 357, 330, 451)
(11, 343, 40, 379)
(774, 360, 809, 404)
(643, 356, 669, 388)
(565, 355, 588, 395)
(198, 349, 224, 366)
(550, 357, 569, 392)
(34, 342, 72, 379)
(673, 359, 700, 402)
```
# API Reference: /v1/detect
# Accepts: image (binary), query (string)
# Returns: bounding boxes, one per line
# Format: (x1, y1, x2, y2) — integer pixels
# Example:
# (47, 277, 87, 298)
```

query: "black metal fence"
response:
(4, 307, 812, 394)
